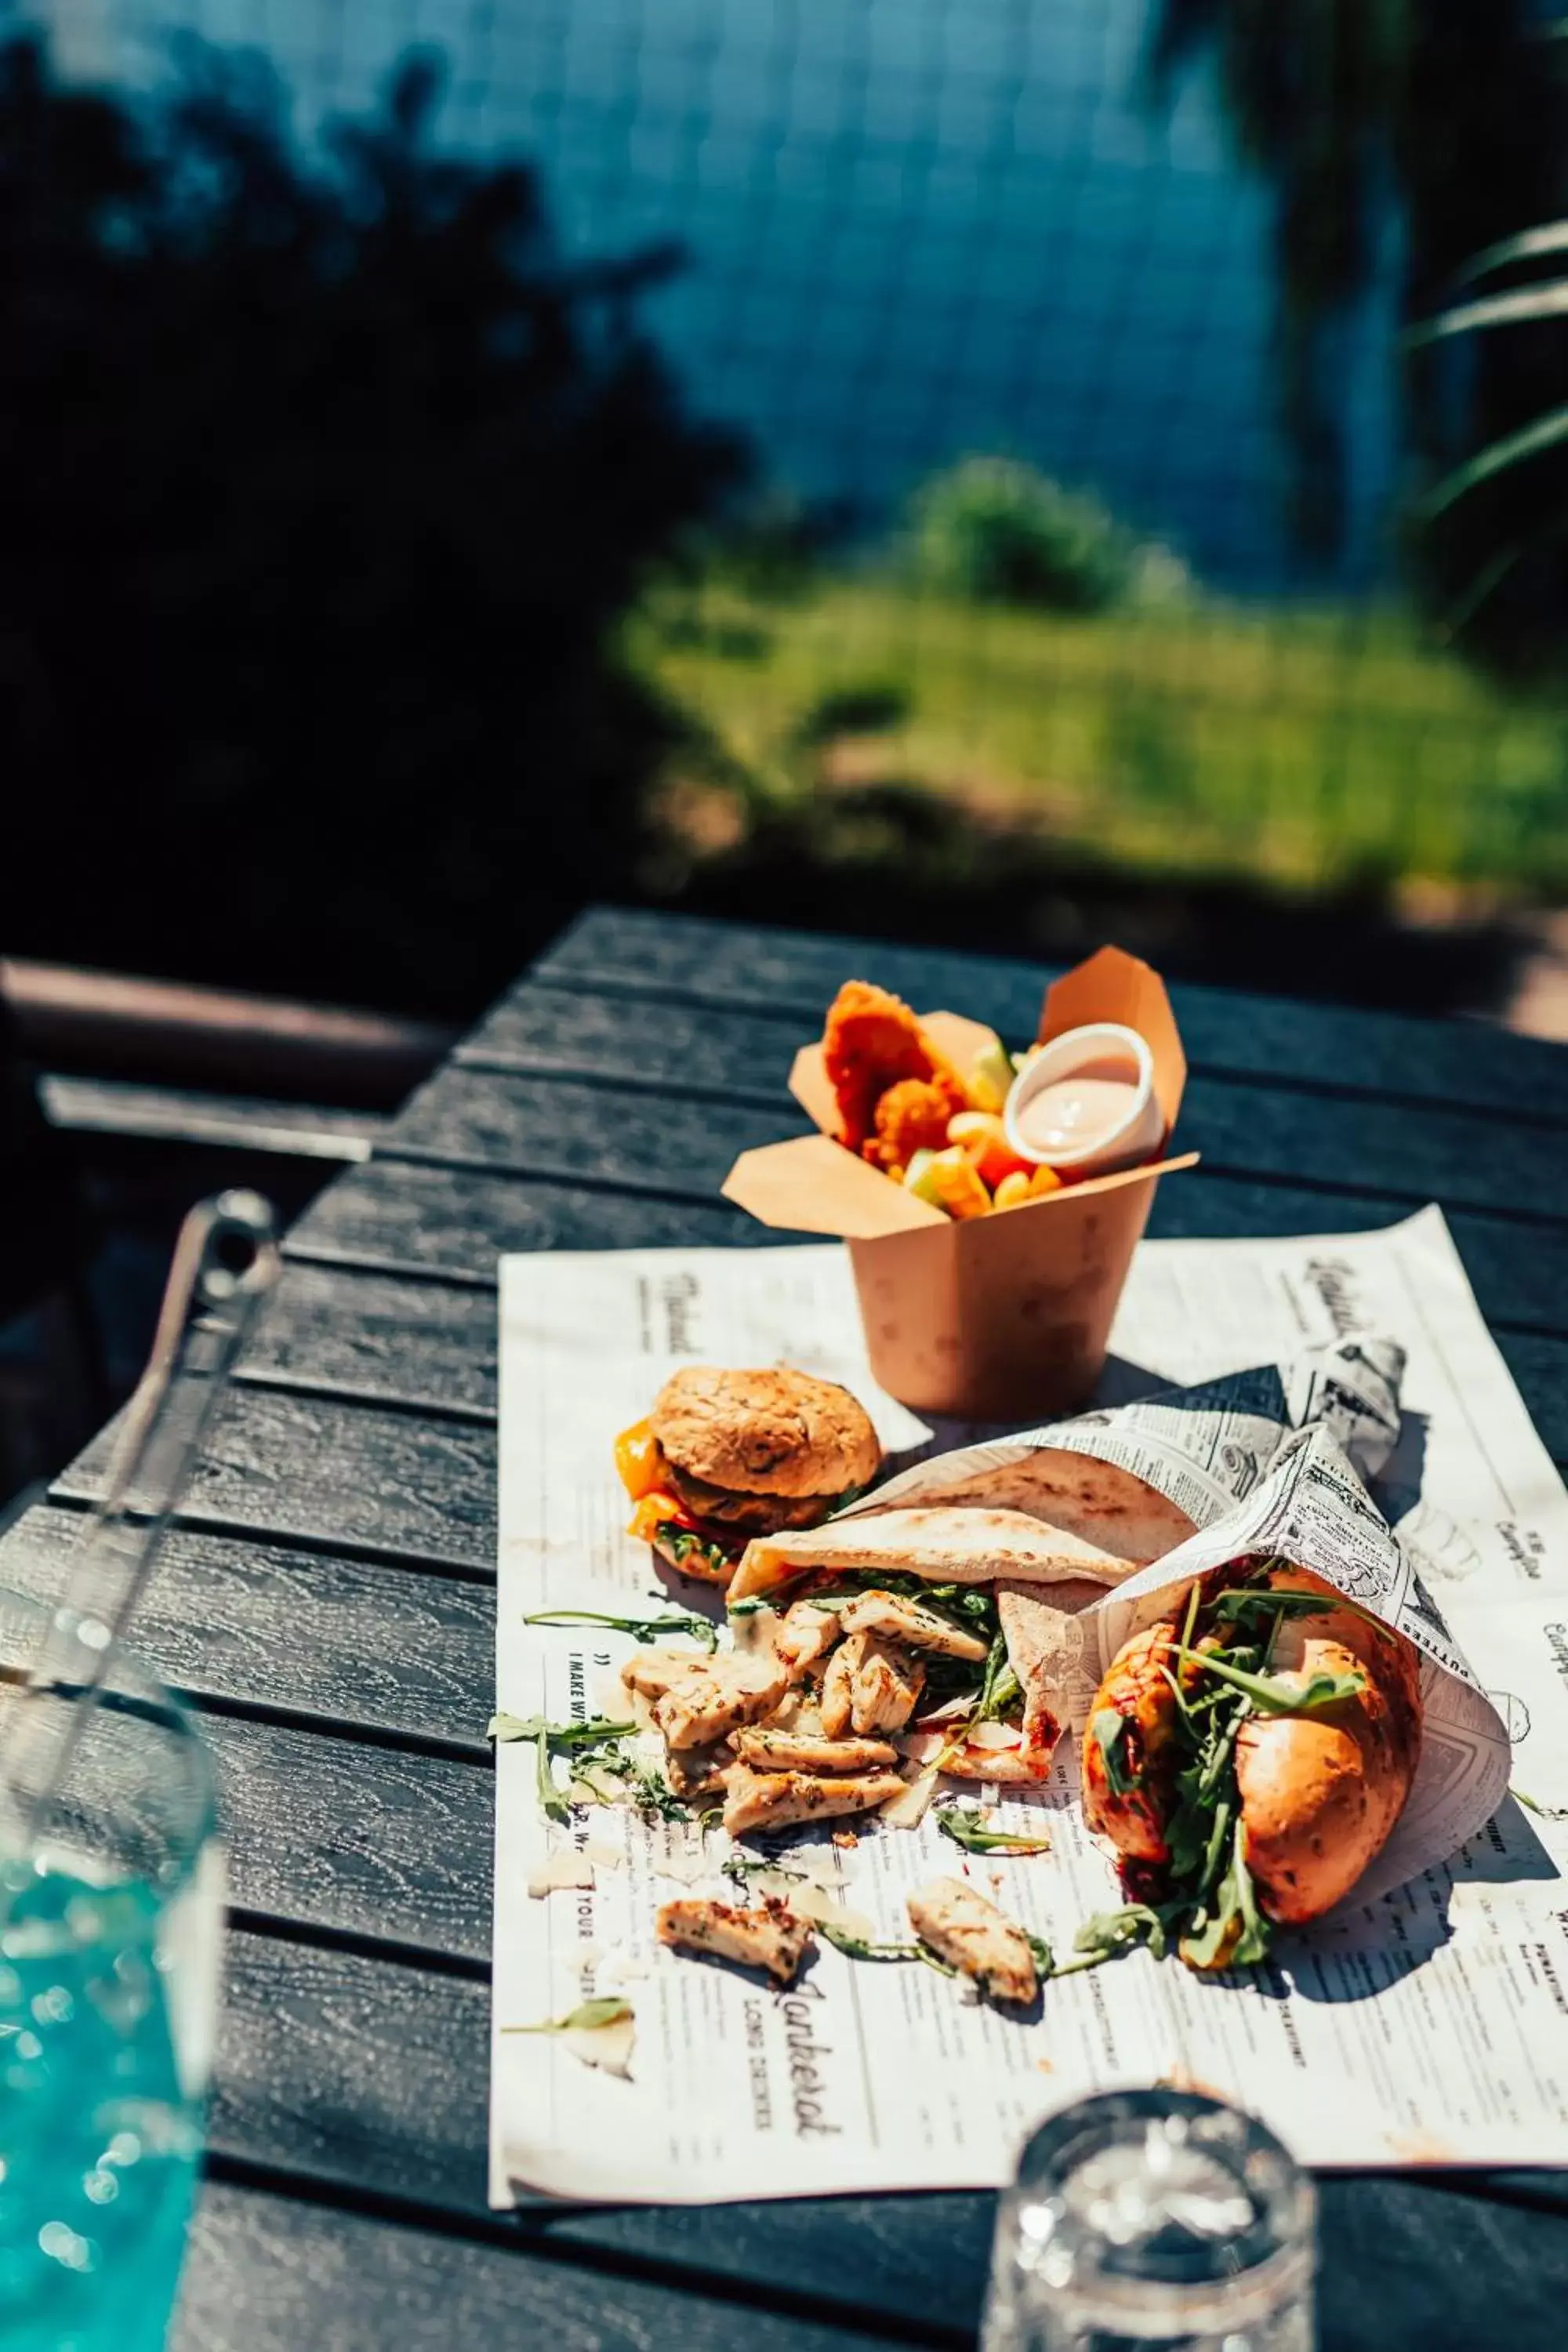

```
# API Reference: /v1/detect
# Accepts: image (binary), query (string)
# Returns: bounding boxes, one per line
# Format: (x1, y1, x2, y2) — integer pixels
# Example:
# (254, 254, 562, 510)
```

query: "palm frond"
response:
(1409, 278, 1568, 347)
(1417, 402, 1568, 521)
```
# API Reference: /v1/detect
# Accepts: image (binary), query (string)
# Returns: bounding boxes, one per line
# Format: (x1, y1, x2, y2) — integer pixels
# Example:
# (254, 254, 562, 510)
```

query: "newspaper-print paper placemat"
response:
(492, 1206, 1568, 2201)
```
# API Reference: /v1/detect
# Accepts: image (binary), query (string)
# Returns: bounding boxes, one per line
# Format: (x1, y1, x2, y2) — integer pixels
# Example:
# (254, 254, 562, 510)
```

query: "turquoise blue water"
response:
(0, 1867, 201, 2352)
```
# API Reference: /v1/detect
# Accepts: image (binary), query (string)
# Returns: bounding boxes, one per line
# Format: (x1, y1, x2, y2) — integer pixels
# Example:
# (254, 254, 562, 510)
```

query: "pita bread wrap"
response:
(727, 1504, 1138, 1601)
(729, 1512, 1152, 1785)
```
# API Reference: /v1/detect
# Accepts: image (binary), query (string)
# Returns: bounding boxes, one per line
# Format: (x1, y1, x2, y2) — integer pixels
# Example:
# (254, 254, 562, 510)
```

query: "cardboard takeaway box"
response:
(722, 947, 1200, 1420)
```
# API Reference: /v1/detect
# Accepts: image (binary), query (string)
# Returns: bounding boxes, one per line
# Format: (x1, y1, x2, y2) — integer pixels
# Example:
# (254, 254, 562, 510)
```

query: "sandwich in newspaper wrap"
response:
(1065, 1422, 1510, 1962)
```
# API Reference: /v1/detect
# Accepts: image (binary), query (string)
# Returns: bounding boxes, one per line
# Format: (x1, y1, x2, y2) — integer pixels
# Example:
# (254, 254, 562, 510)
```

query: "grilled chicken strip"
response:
(664, 1743, 733, 1801)
(622, 1649, 706, 1702)
(837, 1591, 989, 1663)
(775, 1601, 840, 1675)
(820, 1632, 925, 1739)
(907, 1878, 1038, 2005)
(656, 1896, 815, 1986)
(652, 1656, 789, 1751)
(731, 1727, 899, 1773)
(723, 1766, 906, 1836)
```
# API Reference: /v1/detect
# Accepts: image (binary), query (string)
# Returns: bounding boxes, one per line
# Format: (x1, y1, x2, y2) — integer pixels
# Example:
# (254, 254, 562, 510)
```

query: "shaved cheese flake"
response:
(584, 1838, 626, 1871)
(562, 2013, 637, 2078)
(964, 1720, 1024, 1751)
(527, 1849, 595, 1898)
(878, 1758, 944, 1831)
(785, 1884, 877, 1944)
(897, 1729, 951, 1764)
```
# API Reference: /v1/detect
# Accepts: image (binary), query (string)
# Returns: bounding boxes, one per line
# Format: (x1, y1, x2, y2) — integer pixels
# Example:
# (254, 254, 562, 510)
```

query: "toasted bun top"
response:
(1236, 1632, 1418, 1924)
(651, 1366, 882, 1500)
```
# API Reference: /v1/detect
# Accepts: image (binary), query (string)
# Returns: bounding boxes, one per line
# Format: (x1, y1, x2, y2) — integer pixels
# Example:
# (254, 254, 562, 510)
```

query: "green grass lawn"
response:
(625, 573, 1568, 896)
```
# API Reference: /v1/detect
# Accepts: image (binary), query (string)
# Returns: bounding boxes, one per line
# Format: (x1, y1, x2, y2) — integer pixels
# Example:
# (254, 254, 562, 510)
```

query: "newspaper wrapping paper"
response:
(492, 1206, 1568, 2203)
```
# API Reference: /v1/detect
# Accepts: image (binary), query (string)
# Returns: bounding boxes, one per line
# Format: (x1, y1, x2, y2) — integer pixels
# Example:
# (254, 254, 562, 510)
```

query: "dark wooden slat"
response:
(285, 1158, 774, 1283)
(384, 1064, 810, 1194)
(536, 905, 1568, 1125)
(383, 1044, 1568, 1231)
(458, 985, 797, 1106)
(209, 1715, 489, 1957)
(176, 2183, 924, 2352)
(240, 1259, 499, 1417)
(0, 1505, 492, 1746)
(53, 1388, 496, 1577)
(286, 1150, 1568, 1341)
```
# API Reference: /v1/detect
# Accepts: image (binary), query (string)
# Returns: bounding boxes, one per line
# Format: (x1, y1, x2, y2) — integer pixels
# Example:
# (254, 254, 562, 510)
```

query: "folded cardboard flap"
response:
(722, 1133, 947, 1237)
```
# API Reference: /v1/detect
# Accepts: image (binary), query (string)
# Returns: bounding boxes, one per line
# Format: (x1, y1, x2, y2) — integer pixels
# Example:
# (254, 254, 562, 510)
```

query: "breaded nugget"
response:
(822, 980, 947, 1151)
(861, 1073, 970, 1174)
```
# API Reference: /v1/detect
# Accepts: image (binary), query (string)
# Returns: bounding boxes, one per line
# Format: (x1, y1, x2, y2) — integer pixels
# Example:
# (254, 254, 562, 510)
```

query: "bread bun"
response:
(651, 1367, 881, 1501)
(1082, 1566, 1421, 1927)
(1236, 1631, 1417, 1922)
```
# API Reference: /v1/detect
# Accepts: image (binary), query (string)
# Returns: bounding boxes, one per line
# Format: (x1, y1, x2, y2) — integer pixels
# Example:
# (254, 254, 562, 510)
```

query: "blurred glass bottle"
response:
(982, 2089, 1315, 2352)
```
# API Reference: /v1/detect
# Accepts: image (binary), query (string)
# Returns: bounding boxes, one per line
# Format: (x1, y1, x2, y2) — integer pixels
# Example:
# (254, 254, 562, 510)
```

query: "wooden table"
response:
(10, 906, 1568, 2350)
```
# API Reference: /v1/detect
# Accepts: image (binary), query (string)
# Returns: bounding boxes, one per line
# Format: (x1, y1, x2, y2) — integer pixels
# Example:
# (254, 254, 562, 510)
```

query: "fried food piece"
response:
(823, 980, 957, 1152)
(820, 1632, 926, 1739)
(651, 1655, 789, 1751)
(731, 1728, 900, 1773)
(862, 1073, 970, 1174)
(723, 1766, 906, 1836)
(656, 1896, 815, 1986)
(837, 1590, 990, 1663)
(907, 1878, 1038, 2005)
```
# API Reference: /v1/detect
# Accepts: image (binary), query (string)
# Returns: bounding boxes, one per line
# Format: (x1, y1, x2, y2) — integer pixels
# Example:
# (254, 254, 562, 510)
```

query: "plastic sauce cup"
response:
(1003, 1021, 1163, 1178)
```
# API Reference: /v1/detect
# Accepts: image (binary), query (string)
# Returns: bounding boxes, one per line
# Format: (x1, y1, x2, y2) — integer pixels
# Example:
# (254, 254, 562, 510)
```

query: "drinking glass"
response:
(982, 2089, 1315, 2352)
(0, 1588, 221, 2352)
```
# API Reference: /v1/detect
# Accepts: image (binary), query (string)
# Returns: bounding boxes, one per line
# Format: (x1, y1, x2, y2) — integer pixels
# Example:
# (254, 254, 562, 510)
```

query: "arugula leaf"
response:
(935, 1806, 1052, 1857)
(662, 1526, 734, 1578)
(817, 1918, 956, 1976)
(488, 1711, 546, 1742)
(1180, 1822, 1270, 1969)
(1170, 1645, 1364, 1717)
(488, 1713, 637, 1827)
(1090, 1708, 1141, 1795)
(501, 1997, 633, 2036)
(1206, 1588, 1336, 1637)
(524, 1607, 719, 1653)
(622, 1760, 688, 1826)
(1073, 1904, 1173, 1965)
(722, 1855, 807, 1890)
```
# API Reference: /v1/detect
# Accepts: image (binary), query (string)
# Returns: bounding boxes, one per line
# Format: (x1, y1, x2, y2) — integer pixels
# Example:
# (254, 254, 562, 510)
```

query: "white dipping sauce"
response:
(1012, 1057, 1141, 1158)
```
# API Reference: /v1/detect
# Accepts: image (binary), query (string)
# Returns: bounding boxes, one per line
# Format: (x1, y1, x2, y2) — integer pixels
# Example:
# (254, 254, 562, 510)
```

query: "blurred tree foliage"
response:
(906, 459, 1137, 613)
(1150, 0, 1568, 674)
(0, 38, 744, 1011)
